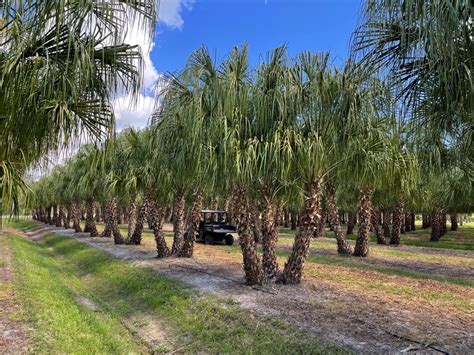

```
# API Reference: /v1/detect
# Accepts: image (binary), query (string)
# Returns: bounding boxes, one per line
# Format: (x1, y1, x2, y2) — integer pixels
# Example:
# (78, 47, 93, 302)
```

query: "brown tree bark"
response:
(71, 203, 82, 232)
(353, 190, 373, 257)
(450, 213, 458, 231)
(372, 209, 386, 245)
(400, 211, 406, 234)
(290, 210, 297, 230)
(63, 207, 71, 229)
(422, 213, 428, 228)
(233, 187, 263, 285)
(126, 195, 137, 243)
(53, 205, 60, 227)
(148, 200, 170, 258)
(95, 204, 101, 222)
(171, 189, 186, 255)
(128, 195, 150, 245)
(389, 200, 403, 245)
(47, 206, 52, 224)
(313, 206, 325, 238)
(404, 212, 411, 232)
(283, 208, 289, 228)
(84, 198, 99, 237)
(410, 212, 416, 231)
(249, 200, 263, 243)
(430, 210, 441, 241)
(441, 212, 447, 236)
(261, 195, 280, 279)
(180, 191, 203, 258)
(346, 211, 356, 235)
(326, 183, 351, 255)
(101, 198, 124, 244)
(279, 179, 322, 284)
(382, 210, 391, 240)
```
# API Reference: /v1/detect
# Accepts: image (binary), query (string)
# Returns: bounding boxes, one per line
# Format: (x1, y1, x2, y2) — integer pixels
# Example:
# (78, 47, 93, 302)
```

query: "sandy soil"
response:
(0, 234, 32, 353)
(22, 223, 474, 354)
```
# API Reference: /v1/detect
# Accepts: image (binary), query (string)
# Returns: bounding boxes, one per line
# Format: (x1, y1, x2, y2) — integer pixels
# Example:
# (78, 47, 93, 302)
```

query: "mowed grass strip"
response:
(7, 231, 346, 354)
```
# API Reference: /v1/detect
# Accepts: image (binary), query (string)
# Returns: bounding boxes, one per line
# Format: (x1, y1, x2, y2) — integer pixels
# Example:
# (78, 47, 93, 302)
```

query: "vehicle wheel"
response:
(225, 234, 234, 246)
(204, 234, 214, 245)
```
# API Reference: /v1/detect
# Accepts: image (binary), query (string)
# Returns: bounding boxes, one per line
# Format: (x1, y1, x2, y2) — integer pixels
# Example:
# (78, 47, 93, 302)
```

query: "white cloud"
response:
(114, 93, 156, 130)
(112, 0, 194, 129)
(158, 0, 195, 30)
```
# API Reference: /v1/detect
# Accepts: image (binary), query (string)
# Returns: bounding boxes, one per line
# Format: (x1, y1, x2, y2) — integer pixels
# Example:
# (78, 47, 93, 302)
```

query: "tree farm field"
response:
(2, 218, 473, 353)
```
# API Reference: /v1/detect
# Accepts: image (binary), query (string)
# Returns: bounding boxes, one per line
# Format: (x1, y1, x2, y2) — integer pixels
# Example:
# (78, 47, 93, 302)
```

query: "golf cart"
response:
(196, 210, 236, 245)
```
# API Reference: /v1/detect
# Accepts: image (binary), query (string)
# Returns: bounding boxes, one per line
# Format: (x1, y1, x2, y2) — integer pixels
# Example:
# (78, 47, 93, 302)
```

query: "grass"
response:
(282, 221, 474, 251)
(5, 230, 346, 354)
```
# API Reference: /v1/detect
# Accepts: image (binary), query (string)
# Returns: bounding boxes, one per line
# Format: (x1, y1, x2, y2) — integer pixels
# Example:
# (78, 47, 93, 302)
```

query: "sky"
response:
(113, 0, 363, 130)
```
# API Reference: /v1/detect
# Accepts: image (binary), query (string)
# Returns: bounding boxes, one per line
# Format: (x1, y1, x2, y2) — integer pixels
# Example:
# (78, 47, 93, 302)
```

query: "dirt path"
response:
(23, 223, 474, 354)
(0, 235, 31, 353)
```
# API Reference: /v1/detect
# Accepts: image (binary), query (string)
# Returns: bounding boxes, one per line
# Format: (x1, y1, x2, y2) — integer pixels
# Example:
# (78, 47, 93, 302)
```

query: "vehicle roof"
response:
(201, 209, 227, 213)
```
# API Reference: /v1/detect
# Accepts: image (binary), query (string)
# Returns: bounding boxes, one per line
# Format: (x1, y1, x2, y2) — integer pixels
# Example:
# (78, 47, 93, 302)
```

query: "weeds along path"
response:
(0, 235, 31, 352)
(23, 222, 474, 354)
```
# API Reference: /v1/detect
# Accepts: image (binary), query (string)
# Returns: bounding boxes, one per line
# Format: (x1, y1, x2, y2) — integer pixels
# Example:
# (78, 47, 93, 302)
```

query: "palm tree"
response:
(1, 0, 156, 210)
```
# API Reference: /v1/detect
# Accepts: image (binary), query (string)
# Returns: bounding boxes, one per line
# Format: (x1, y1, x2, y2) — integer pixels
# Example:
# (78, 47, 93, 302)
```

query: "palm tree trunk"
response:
(180, 191, 203, 258)
(400, 211, 406, 234)
(233, 186, 263, 285)
(280, 179, 322, 284)
(353, 190, 373, 257)
(440, 212, 447, 236)
(249, 200, 262, 243)
(128, 195, 150, 245)
(52, 205, 59, 226)
(261, 195, 279, 279)
(283, 208, 289, 228)
(450, 213, 458, 231)
(422, 213, 428, 228)
(110, 198, 124, 244)
(95, 205, 101, 222)
(100, 200, 112, 238)
(84, 198, 99, 237)
(63, 207, 71, 229)
(372, 208, 386, 245)
(126, 195, 137, 243)
(171, 189, 186, 255)
(148, 200, 169, 258)
(57, 205, 65, 228)
(404, 212, 411, 233)
(223, 198, 233, 225)
(410, 212, 416, 231)
(313, 206, 325, 238)
(290, 210, 297, 230)
(72, 203, 82, 232)
(389, 200, 403, 245)
(326, 183, 351, 255)
(346, 211, 356, 235)
(46, 206, 52, 224)
(382, 210, 391, 240)
(430, 209, 441, 241)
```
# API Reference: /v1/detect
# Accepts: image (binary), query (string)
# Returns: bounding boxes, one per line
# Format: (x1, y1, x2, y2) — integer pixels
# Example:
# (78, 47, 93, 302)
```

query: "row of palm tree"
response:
(19, 0, 474, 286)
(31, 44, 461, 286)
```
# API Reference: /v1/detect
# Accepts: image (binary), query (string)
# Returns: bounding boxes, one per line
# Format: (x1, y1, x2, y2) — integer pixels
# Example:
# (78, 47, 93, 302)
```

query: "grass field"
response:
(1, 228, 343, 353)
(2, 217, 473, 353)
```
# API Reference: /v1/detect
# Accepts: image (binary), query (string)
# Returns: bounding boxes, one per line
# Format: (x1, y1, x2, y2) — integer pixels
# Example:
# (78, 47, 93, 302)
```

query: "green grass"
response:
(219, 243, 474, 288)
(282, 223, 474, 251)
(6, 231, 346, 354)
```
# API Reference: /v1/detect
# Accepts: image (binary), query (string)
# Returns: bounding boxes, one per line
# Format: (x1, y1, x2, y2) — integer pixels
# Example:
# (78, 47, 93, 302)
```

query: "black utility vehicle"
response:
(196, 210, 236, 245)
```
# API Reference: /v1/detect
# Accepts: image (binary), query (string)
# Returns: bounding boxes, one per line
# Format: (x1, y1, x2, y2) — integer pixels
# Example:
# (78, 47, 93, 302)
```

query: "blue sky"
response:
(153, 0, 362, 74)
(114, 0, 363, 129)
